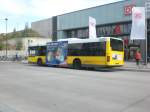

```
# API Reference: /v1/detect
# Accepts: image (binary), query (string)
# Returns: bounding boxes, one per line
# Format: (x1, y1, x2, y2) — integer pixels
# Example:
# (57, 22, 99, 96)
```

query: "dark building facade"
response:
(32, 0, 150, 61)
(56, 0, 150, 61)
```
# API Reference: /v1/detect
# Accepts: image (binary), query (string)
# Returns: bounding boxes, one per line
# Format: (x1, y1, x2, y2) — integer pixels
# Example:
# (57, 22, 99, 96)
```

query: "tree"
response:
(0, 42, 4, 50)
(10, 28, 17, 38)
(22, 22, 30, 37)
(13, 28, 16, 33)
(16, 41, 23, 50)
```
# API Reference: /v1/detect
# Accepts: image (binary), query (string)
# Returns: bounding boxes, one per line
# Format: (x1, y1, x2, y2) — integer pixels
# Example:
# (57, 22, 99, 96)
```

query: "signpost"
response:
(145, 0, 150, 65)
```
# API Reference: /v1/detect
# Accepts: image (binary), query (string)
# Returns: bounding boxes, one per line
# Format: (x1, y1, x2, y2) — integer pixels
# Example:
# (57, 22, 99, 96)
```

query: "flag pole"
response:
(145, 2, 148, 66)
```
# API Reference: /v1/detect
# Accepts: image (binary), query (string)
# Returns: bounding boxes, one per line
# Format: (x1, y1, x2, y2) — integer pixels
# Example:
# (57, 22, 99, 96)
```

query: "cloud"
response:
(0, 0, 123, 18)
(0, 0, 123, 33)
(0, 0, 27, 15)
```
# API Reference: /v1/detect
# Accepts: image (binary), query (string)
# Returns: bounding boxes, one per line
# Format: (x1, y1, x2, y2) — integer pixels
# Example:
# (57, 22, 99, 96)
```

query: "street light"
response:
(5, 18, 8, 58)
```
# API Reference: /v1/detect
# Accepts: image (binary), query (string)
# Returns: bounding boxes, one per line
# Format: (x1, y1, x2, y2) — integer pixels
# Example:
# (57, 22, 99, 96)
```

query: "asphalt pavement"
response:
(0, 62, 150, 112)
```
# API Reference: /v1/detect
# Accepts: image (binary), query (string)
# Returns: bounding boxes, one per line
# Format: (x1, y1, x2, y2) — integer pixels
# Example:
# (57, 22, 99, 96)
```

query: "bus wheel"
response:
(73, 59, 81, 69)
(37, 59, 42, 66)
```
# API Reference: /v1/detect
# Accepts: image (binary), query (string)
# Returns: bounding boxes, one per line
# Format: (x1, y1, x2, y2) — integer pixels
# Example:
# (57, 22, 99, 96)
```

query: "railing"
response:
(0, 50, 28, 61)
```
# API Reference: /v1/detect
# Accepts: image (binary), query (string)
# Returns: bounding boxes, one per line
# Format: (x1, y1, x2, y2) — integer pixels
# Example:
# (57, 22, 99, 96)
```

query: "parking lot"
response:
(0, 62, 150, 112)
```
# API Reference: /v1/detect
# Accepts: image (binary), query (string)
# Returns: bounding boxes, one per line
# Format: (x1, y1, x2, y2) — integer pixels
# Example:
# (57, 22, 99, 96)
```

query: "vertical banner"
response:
(130, 7, 145, 40)
(89, 16, 97, 39)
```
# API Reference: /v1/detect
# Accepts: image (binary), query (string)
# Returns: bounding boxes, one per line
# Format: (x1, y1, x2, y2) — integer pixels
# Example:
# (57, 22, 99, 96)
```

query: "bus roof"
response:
(58, 37, 122, 44)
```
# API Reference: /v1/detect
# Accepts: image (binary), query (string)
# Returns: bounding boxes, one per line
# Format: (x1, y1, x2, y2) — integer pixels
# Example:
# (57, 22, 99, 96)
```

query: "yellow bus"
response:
(66, 37, 124, 69)
(28, 45, 46, 65)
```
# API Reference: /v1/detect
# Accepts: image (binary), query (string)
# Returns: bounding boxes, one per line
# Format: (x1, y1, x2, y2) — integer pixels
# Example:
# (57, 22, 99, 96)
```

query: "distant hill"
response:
(1, 29, 41, 40)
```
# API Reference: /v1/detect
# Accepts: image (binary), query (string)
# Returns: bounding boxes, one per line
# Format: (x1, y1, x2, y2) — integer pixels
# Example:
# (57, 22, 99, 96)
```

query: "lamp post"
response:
(145, 0, 150, 65)
(5, 18, 8, 58)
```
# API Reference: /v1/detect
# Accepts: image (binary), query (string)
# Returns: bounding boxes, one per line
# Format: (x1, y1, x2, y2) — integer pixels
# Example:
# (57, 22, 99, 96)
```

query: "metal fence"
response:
(0, 50, 28, 61)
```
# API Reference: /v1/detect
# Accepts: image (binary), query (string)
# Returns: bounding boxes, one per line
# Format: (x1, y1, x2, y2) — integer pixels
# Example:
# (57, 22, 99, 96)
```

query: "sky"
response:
(0, 0, 123, 33)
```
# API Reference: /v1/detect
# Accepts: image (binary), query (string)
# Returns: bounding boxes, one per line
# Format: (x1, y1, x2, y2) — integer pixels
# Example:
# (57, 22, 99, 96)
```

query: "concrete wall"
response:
(0, 37, 51, 57)
(31, 18, 53, 39)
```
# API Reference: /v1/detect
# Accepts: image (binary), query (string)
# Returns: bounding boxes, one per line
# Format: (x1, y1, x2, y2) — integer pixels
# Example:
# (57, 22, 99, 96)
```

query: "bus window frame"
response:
(68, 41, 106, 56)
(28, 46, 46, 56)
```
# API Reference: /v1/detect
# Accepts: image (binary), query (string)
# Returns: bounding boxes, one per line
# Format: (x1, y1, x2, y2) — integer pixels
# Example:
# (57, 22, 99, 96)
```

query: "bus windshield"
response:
(110, 38, 123, 51)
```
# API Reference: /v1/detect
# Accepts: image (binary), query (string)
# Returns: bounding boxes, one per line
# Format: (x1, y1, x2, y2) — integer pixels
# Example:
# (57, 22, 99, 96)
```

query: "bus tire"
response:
(73, 59, 81, 69)
(37, 58, 42, 66)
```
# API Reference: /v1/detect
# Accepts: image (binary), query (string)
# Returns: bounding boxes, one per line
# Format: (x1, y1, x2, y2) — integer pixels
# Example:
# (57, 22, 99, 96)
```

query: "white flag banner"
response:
(89, 16, 97, 39)
(130, 7, 145, 40)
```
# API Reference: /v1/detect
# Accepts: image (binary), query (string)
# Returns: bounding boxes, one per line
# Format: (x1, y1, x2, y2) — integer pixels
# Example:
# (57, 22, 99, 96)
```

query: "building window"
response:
(71, 31, 77, 38)
(67, 29, 88, 39)
(147, 19, 150, 30)
(96, 22, 131, 37)
(77, 30, 83, 38)
(123, 23, 131, 34)
(67, 30, 77, 38)
(77, 29, 88, 38)
(66, 22, 132, 39)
